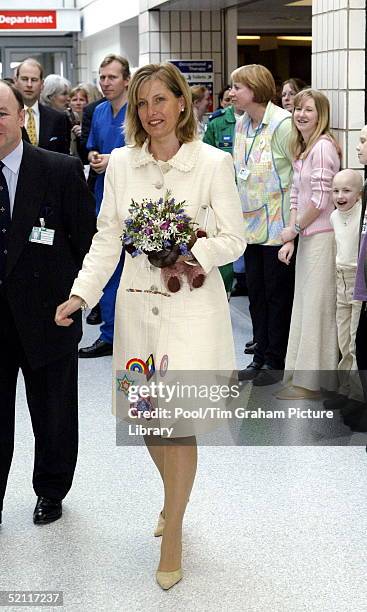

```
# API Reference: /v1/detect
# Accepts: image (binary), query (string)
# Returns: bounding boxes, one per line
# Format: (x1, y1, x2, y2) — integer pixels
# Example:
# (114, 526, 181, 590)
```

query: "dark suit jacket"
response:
(80, 98, 106, 186)
(3, 141, 96, 369)
(362, 181, 367, 289)
(35, 104, 70, 155)
(80, 98, 105, 151)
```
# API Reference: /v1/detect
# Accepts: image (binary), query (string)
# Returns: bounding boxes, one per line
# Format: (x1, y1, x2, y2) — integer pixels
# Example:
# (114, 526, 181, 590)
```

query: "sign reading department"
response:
(0, 11, 57, 30)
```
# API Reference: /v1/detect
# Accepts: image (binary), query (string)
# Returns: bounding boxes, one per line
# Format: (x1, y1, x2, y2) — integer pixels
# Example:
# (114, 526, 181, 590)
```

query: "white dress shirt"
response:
(1, 140, 23, 217)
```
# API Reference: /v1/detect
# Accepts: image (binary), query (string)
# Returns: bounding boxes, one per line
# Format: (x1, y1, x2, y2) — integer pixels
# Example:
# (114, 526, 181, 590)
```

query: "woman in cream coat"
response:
(55, 63, 246, 590)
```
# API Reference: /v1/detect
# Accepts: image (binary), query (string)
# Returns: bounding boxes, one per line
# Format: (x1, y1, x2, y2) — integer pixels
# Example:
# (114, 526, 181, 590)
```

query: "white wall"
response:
(0, 1, 65, 7)
(79, 0, 139, 39)
(312, 0, 366, 170)
(85, 25, 121, 81)
(120, 23, 139, 69)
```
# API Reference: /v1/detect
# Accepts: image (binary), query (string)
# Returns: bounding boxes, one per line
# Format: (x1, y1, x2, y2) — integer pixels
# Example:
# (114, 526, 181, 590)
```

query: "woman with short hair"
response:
(69, 85, 89, 157)
(231, 64, 295, 386)
(40, 74, 71, 111)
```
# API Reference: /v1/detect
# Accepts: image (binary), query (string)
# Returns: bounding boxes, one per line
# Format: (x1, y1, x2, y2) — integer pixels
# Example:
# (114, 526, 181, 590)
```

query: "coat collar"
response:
(130, 139, 202, 172)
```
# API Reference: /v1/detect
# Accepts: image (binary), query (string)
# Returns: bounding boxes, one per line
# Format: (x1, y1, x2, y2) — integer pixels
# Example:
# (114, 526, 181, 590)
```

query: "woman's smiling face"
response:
(137, 78, 183, 143)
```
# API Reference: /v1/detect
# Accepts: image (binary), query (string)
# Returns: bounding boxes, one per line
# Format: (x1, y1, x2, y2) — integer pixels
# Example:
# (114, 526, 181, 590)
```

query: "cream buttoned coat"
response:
(71, 140, 246, 412)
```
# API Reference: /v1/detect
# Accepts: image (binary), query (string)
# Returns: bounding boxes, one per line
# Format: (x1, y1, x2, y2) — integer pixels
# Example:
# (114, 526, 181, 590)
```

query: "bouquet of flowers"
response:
(121, 190, 196, 268)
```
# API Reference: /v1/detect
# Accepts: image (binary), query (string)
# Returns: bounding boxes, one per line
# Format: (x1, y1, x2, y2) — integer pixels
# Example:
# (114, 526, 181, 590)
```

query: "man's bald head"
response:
(0, 80, 25, 159)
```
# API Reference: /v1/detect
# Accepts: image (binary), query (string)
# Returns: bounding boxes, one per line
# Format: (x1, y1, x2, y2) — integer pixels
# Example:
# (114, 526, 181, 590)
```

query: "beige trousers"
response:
(336, 266, 362, 398)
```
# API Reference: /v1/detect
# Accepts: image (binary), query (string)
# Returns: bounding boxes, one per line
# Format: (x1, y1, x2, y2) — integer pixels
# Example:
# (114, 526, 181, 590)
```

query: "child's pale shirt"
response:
(330, 200, 361, 268)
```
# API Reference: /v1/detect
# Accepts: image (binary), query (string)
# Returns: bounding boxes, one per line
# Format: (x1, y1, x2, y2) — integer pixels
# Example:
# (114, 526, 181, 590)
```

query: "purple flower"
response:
(144, 227, 153, 235)
(160, 221, 171, 230)
(179, 243, 189, 255)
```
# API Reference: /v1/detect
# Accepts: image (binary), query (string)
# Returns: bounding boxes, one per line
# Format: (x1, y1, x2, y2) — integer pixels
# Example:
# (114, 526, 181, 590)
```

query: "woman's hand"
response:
(281, 226, 297, 244)
(90, 153, 110, 174)
(71, 124, 82, 138)
(55, 295, 84, 327)
(278, 241, 294, 265)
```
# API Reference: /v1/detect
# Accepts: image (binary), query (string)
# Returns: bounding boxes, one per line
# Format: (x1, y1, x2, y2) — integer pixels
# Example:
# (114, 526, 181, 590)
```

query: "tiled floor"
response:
(1, 297, 366, 612)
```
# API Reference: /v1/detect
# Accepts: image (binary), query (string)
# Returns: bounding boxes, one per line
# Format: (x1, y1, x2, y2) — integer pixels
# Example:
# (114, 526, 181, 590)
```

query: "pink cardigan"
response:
(290, 136, 340, 236)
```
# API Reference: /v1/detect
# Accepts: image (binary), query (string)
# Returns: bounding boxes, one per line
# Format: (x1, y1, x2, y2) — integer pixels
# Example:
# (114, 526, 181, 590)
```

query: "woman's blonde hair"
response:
(124, 63, 197, 147)
(230, 64, 275, 104)
(70, 85, 89, 102)
(190, 85, 208, 104)
(289, 88, 341, 159)
(79, 82, 103, 104)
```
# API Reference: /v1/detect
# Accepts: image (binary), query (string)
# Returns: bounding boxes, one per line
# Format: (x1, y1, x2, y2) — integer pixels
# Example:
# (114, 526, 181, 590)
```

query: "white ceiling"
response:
(150, 0, 312, 32)
(238, 0, 311, 32)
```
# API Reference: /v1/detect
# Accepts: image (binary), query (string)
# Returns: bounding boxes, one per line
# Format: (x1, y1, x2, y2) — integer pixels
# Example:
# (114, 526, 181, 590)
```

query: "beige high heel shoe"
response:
(156, 568, 182, 590)
(154, 511, 165, 537)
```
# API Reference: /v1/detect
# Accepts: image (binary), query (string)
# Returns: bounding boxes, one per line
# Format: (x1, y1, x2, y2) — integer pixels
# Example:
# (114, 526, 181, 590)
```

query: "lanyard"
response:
(244, 120, 264, 166)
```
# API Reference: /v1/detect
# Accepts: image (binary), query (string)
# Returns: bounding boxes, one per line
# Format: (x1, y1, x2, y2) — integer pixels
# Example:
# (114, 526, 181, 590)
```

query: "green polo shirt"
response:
(203, 106, 236, 154)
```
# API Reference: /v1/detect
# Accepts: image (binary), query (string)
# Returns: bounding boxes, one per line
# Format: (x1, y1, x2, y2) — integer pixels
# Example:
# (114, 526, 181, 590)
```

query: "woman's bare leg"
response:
(144, 435, 166, 516)
(158, 437, 197, 572)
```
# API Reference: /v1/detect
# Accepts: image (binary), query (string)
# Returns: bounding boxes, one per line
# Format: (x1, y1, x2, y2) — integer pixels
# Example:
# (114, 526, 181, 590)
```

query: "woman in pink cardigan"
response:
(277, 89, 341, 399)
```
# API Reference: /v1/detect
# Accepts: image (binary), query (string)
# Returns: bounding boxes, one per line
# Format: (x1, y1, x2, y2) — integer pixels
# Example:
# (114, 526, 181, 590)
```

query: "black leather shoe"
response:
(238, 361, 263, 381)
(86, 304, 102, 325)
(341, 399, 366, 419)
(253, 364, 283, 387)
(244, 342, 257, 354)
(323, 396, 349, 410)
(78, 338, 113, 358)
(230, 285, 248, 297)
(33, 497, 62, 525)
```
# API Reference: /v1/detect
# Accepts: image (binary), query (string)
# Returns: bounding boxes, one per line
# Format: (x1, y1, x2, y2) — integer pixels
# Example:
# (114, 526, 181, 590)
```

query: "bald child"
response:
(330, 169, 363, 401)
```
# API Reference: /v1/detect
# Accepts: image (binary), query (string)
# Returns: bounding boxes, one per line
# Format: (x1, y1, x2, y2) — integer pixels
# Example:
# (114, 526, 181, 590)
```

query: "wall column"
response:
(224, 7, 238, 84)
(312, 0, 366, 170)
(138, 8, 225, 103)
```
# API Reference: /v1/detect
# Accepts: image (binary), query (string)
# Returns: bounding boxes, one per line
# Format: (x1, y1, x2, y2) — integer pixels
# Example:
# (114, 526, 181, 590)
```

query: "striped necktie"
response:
(27, 107, 38, 145)
(0, 161, 11, 282)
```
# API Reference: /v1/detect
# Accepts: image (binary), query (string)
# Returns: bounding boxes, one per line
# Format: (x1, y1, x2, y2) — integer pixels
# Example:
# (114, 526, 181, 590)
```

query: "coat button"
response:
(150, 285, 158, 291)
(202, 204, 208, 209)
(152, 307, 159, 315)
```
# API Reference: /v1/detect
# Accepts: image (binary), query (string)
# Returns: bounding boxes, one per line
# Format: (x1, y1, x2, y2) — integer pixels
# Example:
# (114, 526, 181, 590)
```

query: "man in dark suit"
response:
(14, 58, 70, 154)
(0, 80, 95, 525)
(80, 96, 105, 158)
